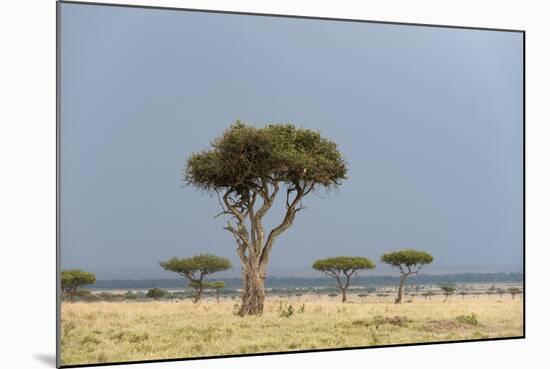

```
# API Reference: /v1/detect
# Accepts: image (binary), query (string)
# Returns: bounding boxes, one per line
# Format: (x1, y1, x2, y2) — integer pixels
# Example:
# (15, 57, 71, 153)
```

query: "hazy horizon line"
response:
(88, 270, 523, 281)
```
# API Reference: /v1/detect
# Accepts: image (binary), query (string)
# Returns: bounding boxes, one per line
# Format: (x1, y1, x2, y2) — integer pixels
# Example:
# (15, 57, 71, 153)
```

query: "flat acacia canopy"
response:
(160, 254, 232, 278)
(312, 256, 376, 271)
(440, 284, 456, 293)
(380, 249, 433, 267)
(204, 281, 225, 289)
(61, 269, 96, 288)
(185, 121, 347, 192)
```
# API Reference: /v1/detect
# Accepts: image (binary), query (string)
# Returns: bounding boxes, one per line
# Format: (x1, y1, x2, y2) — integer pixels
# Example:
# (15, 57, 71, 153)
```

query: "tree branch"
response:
(343, 269, 356, 288)
(322, 269, 343, 289)
(251, 181, 279, 259)
(248, 191, 257, 249)
(259, 186, 304, 266)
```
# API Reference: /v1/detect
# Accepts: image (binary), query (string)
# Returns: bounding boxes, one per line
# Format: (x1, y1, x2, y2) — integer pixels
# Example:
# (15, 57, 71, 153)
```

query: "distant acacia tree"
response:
(124, 291, 137, 300)
(146, 288, 167, 300)
(507, 287, 521, 300)
(312, 256, 376, 302)
(381, 249, 433, 304)
(487, 285, 497, 299)
(440, 284, 456, 302)
(205, 281, 226, 303)
(496, 288, 505, 300)
(184, 122, 347, 315)
(160, 254, 232, 303)
(61, 269, 96, 302)
(422, 291, 434, 301)
(459, 291, 468, 300)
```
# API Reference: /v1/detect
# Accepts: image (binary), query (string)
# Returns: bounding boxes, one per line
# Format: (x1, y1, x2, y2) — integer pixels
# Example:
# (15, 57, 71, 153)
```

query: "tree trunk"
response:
(216, 290, 220, 303)
(395, 274, 407, 304)
(222, 183, 305, 316)
(193, 285, 203, 303)
(67, 287, 77, 302)
(341, 287, 347, 303)
(239, 263, 266, 316)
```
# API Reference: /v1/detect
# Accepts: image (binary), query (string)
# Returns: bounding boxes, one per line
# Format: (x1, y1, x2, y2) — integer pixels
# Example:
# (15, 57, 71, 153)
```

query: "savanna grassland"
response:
(60, 294, 523, 366)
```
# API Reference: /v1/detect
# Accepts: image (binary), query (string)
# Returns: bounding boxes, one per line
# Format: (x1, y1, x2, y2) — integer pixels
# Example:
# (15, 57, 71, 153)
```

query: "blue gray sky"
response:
(60, 3, 523, 279)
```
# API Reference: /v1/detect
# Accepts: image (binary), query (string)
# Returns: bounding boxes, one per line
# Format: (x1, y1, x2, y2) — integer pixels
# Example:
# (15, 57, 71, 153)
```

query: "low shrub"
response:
(81, 335, 101, 345)
(455, 313, 479, 326)
(353, 315, 409, 328)
(277, 301, 295, 318)
(232, 302, 241, 316)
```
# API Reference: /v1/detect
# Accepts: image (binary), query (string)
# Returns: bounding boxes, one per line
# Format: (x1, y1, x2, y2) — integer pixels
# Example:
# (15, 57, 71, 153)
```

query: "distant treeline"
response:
(91, 272, 523, 290)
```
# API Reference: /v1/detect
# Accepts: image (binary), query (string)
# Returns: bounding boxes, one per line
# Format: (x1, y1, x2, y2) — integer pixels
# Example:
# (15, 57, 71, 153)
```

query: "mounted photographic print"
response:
(57, 1, 525, 367)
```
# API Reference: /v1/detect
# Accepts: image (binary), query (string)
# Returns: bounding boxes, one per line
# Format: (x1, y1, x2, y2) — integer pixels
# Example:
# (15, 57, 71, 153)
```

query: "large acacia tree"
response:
(312, 256, 376, 302)
(185, 122, 347, 315)
(381, 249, 433, 304)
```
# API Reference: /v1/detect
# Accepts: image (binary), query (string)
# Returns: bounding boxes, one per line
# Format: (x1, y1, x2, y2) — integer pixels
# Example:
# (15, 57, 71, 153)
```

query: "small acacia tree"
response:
(205, 281, 226, 303)
(61, 269, 96, 302)
(146, 288, 167, 300)
(487, 285, 496, 299)
(440, 284, 456, 302)
(160, 254, 232, 303)
(422, 291, 434, 301)
(124, 291, 137, 300)
(380, 249, 433, 304)
(185, 122, 347, 315)
(508, 287, 521, 300)
(312, 256, 376, 302)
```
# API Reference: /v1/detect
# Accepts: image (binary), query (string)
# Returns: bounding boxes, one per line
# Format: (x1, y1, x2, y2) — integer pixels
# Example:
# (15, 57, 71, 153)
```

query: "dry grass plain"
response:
(60, 295, 523, 366)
